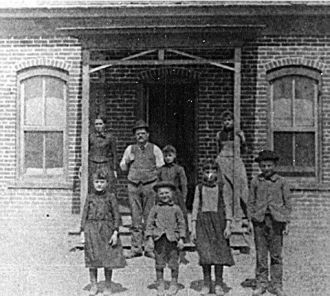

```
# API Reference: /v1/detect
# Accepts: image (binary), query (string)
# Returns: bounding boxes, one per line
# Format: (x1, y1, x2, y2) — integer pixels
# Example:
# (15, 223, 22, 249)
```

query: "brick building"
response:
(0, 1, 329, 294)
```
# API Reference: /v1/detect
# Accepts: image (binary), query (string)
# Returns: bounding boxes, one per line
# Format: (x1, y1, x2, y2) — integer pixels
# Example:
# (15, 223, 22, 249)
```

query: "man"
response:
(120, 119, 164, 258)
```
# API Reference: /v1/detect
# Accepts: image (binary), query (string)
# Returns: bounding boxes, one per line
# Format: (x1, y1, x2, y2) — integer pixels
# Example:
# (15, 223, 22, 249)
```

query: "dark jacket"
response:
(247, 173, 291, 223)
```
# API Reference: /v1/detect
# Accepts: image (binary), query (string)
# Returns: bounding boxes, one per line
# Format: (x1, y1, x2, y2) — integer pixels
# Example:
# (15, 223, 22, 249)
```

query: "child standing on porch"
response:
(158, 145, 190, 263)
(191, 159, 234, 296)
(80, 169, 126, 296)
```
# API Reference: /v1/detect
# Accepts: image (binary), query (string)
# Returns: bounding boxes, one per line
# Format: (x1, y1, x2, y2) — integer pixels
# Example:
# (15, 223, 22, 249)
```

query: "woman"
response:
(88, 115, 117, 193)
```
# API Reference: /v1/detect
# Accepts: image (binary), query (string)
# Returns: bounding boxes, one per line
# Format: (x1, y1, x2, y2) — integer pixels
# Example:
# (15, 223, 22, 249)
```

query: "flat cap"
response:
(153, 181, 176, 192)
(255, 150, 279, 162)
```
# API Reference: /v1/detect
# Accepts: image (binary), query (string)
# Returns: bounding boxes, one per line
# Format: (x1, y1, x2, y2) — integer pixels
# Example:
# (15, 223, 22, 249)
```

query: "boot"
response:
(89, 268, 98, 296)
(104, 268, 112, 296)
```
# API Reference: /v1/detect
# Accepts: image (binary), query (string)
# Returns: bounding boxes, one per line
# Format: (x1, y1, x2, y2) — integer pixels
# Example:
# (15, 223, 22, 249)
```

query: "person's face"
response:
(158, 187, 173, 204)
(93, 179, 108, 192)
(135, 128, 149, 145)
(95, 118, 105, 133)
(203, 168, 218, 183)
(223, 116, 233, 129)
(259, 160, 276, 177)
(164, 152, 176, 164)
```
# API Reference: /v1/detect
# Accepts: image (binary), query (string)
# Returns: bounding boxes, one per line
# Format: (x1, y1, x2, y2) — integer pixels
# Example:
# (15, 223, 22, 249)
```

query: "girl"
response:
(191, 159, 234, 296)
(80, 169, 126, 296)
(88, 115, 117, 193)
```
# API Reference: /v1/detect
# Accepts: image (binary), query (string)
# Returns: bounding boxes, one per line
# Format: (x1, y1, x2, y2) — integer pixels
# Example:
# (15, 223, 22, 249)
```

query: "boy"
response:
(158, 145, 189, 263)
(247, 150, 291, 296)
(146, 181, 186, 296)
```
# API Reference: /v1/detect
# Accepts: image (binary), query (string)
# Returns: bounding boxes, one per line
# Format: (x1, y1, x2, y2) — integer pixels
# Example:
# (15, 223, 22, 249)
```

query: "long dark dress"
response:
(88, 131, 117, 193)
(192, 184, 234, 266)
(80, 190, 126, 268)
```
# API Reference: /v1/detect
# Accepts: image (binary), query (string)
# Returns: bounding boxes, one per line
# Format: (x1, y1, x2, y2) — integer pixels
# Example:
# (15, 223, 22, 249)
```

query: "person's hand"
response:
(236, 130, 246, 142)
(283, 224, 290, 235)
(224, 225, 232, 239)
(247, 221, 253, 233)
(80, 231, 85, 244)
(109, 231, 118, 246)
(146, 237, 154, 251)
(177, 238, 185, 250)
(113, 170, 118, 179)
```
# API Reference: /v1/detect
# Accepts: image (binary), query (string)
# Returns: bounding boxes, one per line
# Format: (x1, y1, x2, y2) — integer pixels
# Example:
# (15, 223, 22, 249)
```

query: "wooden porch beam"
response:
(89, 59, 234, 70)
(80, 49, 90, 214)
(89, 49, 156, 73)
(167, 48, 235, 72)
(89, 58, 234, 65)
(233, 47, 241, 220)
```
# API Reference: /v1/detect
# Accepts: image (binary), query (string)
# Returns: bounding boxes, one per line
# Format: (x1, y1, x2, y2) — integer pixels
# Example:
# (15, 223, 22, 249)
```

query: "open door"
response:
(139, 80, 197, 209)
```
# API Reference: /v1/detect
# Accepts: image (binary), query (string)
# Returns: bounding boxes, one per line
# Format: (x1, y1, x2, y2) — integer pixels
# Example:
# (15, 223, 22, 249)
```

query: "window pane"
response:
(45, 77, 65, 126)
(24, 77, 43, 126)
(295, 76, 315, 127)
(273, 77, 292, 127)
(45, 132, 63, 174)
(295, 132, 315, 167)
(24, 132, 43, 174)
(274, 132, 293, 167)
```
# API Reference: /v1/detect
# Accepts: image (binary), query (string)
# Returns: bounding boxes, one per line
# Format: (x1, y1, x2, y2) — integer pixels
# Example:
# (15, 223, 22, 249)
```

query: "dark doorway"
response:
(143, 81, 197, 209)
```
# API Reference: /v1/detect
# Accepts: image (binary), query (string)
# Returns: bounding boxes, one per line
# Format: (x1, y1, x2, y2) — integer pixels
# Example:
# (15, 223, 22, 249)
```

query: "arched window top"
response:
(267, 66, 321, 83)
(18, 66, 69, 82)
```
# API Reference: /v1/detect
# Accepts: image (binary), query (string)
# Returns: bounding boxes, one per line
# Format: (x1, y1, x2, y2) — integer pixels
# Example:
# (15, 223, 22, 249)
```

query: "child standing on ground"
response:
(158, 145, 189, 263)
(146, 181, 186, 296)
(247, 150, 291, 296)
(191, 159, 234, 296)
(80, 169, 126, 296)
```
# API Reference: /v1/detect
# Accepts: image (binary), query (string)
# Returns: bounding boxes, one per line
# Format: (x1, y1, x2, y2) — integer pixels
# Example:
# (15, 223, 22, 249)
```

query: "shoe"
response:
(272, 287, 287, 296)
(200, 285, 210, 295)
(252, 286, 267, 296)
(103, 285, 112, 296)
(167, 282, 179, 296)
(157, 281, 165, 296)
(214, 284, 225, 296)
(125, 250, 143, 259)
(89, 283, 98, 296)
(144, 251, 155, 259)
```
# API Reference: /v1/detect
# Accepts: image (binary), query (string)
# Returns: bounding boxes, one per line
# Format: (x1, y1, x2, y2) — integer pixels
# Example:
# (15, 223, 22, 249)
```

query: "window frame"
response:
(267, 66, 321, 178)
(17, 67, 69, 184)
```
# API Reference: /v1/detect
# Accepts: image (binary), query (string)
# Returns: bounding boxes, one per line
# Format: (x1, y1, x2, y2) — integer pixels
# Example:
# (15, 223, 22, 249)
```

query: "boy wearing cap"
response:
(146, 181, 186, 296)
(120, 120, 164, 258)
(247, 150, 291, 296)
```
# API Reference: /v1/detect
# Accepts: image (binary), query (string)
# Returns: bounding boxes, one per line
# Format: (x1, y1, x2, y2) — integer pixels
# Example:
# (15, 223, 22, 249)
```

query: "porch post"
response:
(80, 49, 90, 214)
(233, 47, 241, 219)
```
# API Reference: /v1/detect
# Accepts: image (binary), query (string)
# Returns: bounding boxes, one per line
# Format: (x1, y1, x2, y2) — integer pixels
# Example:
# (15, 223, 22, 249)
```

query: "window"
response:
(268, 67, 320, 177)
(18, 68, 68, 182)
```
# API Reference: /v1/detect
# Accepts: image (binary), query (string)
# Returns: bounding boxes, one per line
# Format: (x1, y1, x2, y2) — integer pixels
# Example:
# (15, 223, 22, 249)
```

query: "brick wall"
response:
(0, 37, 82, 231)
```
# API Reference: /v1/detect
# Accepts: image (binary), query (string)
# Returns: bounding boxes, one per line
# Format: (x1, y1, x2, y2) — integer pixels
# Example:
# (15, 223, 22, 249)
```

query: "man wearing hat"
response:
(145, 181, 185, 296)
(247, 150, 291, 296)
(120, 119, 164, 258)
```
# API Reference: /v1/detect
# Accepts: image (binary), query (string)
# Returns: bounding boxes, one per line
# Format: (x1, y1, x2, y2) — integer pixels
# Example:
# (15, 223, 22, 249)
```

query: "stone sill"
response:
(8, 181, 73, 190)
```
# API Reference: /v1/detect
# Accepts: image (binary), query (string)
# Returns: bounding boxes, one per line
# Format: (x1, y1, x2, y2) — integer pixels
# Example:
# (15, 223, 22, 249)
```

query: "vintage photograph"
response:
(0, 0, 329, 295)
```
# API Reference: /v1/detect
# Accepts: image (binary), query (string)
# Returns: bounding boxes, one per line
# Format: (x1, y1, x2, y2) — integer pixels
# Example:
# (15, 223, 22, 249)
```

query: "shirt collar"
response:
(95, 131, 106, 138)
(258, 172, 280, 182)
(158, 200, 174, 206)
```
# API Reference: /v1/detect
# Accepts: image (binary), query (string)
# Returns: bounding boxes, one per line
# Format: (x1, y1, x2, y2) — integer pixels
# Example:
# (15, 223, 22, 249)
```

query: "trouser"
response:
(128, 181, 156, 253)
(253, 214, 285, 289)
(202, 264, 224, 287)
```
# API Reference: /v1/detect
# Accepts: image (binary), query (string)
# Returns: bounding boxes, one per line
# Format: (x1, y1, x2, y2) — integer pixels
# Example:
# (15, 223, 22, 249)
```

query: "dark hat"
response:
(132, 119, 149, 133)
(153, 181, 176, 192)
(220, 109, 234, 120)
(255, 150, 279, 163)
(92, 168, 109, 180)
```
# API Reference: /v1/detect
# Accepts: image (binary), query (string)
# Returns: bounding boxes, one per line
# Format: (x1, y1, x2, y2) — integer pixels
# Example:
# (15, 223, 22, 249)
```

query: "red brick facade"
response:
(0, 33, 329, 293)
